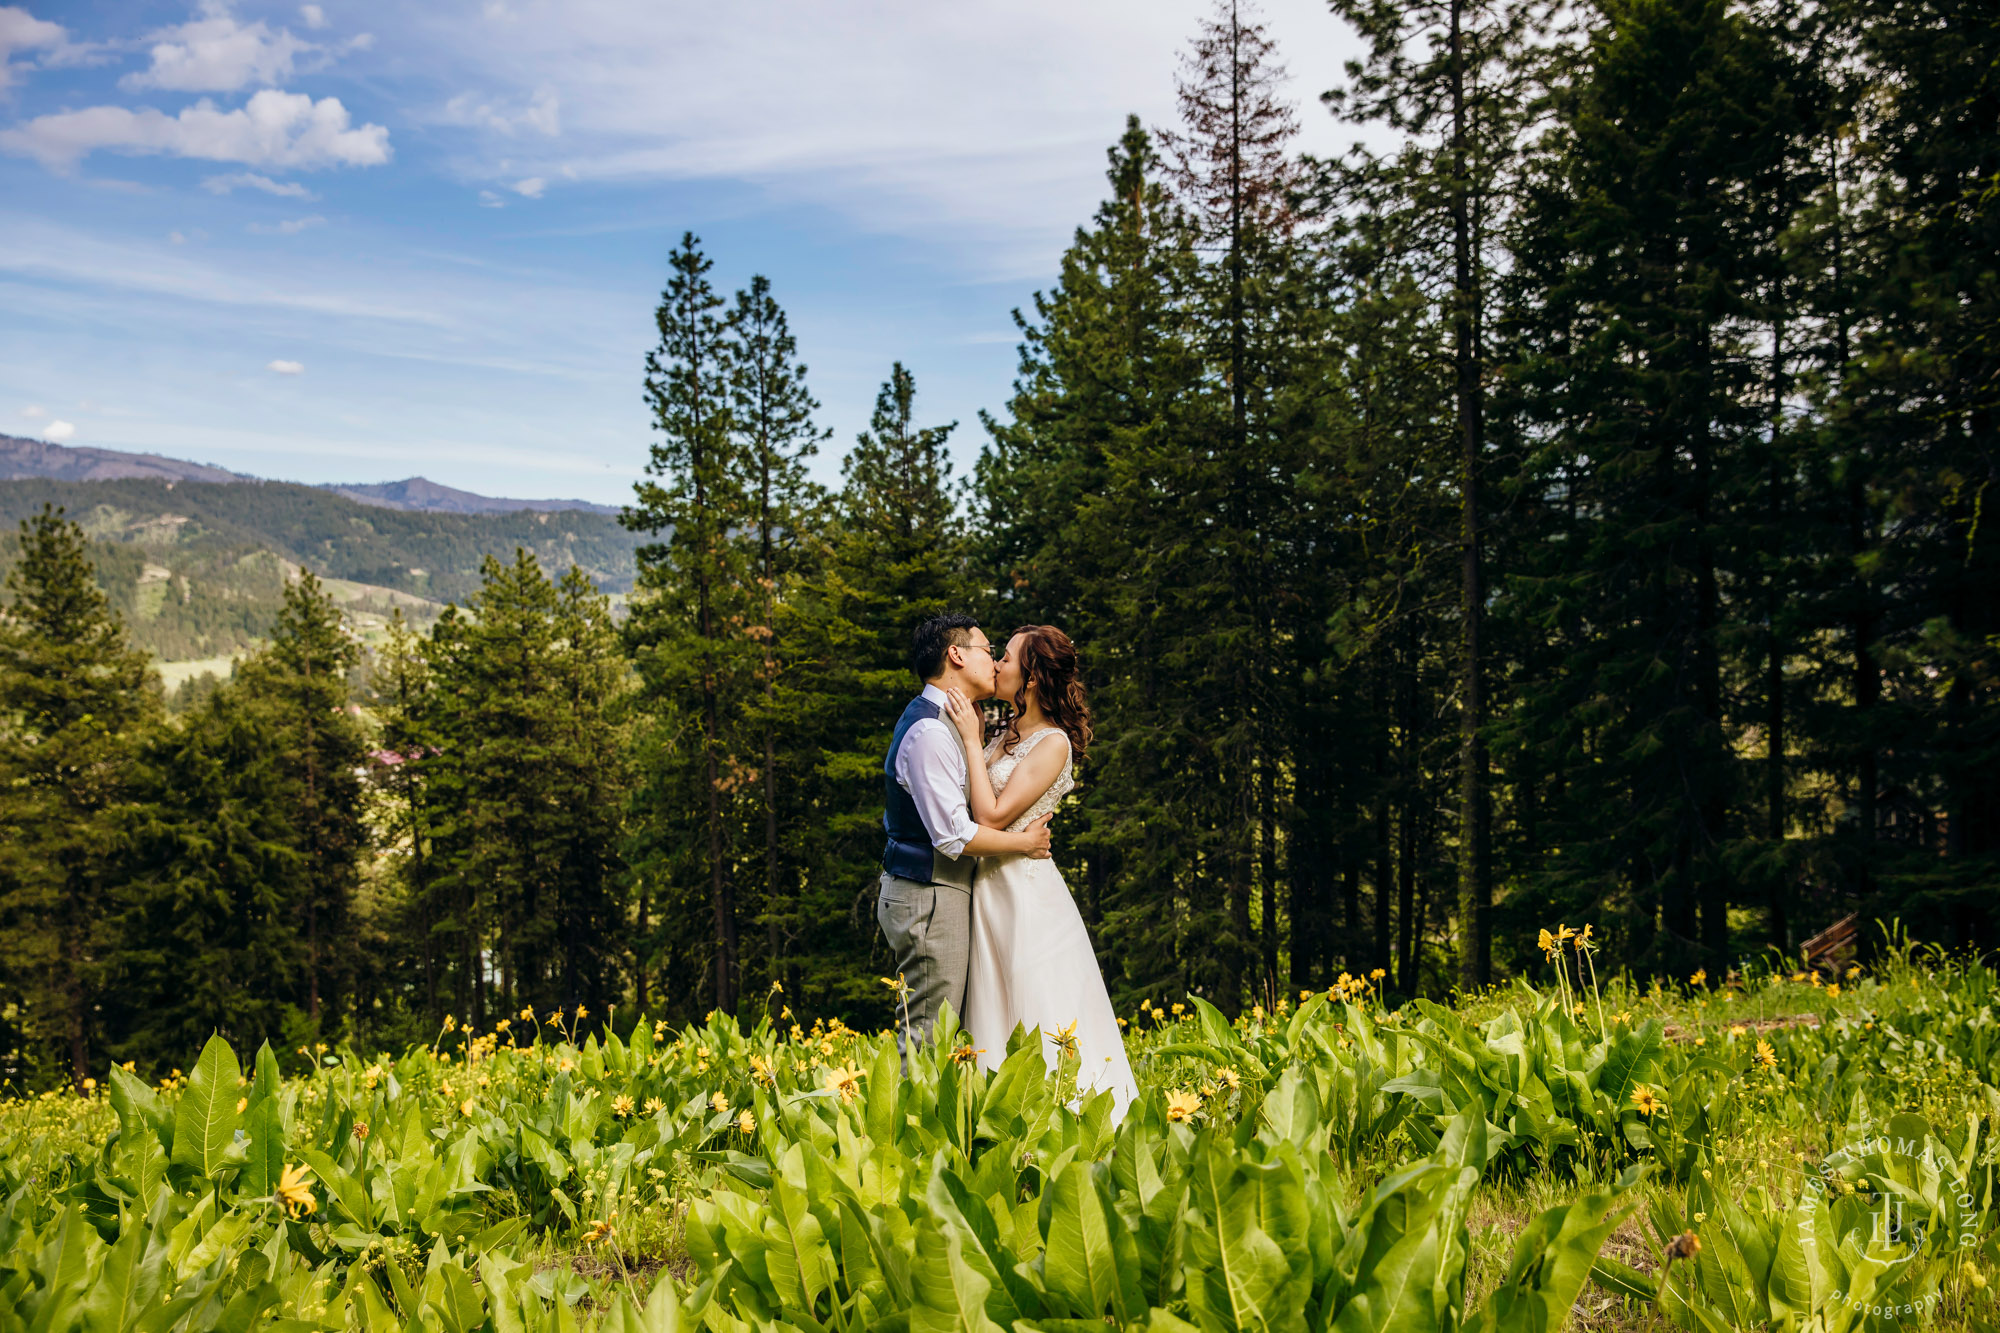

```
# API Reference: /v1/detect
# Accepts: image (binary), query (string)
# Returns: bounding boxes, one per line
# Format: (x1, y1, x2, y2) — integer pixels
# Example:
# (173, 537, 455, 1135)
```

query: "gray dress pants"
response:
(875, 871, 969, 1054)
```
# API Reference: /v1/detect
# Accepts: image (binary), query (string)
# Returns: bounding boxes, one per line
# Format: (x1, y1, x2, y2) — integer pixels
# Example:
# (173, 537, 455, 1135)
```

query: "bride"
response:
(942, 625, 1138, 1119)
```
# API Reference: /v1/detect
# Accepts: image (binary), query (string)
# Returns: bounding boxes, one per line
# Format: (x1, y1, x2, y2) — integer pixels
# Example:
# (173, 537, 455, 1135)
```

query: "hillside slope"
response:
(0, 478, 644, 663)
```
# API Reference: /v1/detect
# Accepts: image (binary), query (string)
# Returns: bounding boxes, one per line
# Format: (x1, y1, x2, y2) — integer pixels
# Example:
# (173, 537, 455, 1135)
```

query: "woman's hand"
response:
(942, 687, 984, 751)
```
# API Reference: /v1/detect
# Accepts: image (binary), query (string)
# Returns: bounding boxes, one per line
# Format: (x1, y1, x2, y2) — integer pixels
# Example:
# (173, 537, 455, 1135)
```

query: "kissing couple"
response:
(874, 613, 1138, 1118)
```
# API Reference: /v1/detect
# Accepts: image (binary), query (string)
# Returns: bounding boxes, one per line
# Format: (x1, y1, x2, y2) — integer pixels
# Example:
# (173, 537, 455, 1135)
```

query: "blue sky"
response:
(1, 0, 1364, 505)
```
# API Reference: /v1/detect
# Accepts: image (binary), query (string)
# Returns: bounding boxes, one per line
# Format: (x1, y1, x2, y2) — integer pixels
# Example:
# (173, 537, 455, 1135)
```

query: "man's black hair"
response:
(911, 612, 981, 681)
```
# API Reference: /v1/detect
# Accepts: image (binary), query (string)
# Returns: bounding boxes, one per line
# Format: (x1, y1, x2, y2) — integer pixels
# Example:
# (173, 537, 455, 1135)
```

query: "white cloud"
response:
(477, 189, 503, 207)
(168, 229, 186, 243)
(511, 176, 543, 198)
(0, 89, 391, 171)
(440, 85, 559, 137)
(21, 403, 44, 418)
(299, 5, 327, 31)
(0, 5, 65, 92)
(45, 418, 74, 441)
(203, 170, 314, 198)
(248, 214, 324, 234)
(123, 13, 311, 93)
(267, 359, 303, 374)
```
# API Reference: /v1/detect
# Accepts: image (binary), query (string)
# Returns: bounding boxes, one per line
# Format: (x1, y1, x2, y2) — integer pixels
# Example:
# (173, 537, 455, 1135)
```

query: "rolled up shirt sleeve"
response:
(895, 718, 978, 859)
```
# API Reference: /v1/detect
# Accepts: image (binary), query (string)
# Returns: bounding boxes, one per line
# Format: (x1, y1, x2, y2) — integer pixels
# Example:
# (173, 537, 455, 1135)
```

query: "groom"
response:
(877, 612, 1052, 1053)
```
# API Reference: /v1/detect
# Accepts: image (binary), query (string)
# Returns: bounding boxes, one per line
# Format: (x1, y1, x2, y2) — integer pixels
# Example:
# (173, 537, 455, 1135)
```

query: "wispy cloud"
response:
(267, 358, 303, 373)
(248, 213, 325, 234)
(203, 170, 315, 197)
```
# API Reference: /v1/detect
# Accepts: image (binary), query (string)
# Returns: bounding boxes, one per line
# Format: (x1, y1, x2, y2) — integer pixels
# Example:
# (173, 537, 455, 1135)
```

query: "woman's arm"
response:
(941, 688, 1004, 825)
(944, 691, 1071, 829)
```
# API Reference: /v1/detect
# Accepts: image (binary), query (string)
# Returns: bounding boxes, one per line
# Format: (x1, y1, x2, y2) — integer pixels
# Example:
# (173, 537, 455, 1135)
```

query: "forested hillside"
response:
(0, 477, 640, 661)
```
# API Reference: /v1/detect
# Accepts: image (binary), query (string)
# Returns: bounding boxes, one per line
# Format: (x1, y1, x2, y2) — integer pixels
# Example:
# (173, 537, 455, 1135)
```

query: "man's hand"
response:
(1023, 811, 1053, 859)
(964, 811, 1055, 860)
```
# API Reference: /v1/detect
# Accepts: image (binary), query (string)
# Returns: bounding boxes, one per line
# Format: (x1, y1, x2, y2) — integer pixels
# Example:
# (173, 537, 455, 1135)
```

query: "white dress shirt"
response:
(895, 683, 979, 859)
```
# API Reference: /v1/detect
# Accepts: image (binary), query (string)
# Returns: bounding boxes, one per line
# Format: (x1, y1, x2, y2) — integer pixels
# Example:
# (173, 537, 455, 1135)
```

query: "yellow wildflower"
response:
(1165, 1089, 1202, 1123)
(520, 1006, 536, 1022)
(825, 1063, 865, 1103)
(1051, 1021, 1080, 1060)
(1369, 968, 1386, 981)
(612, 1095, 635, 1118)
(1689, 968, 1707, 988)
(949, 1042, 985, 1065)
(737, 1110, 756, 1135)
(236, 1097, 248, 1114)
(353, 1122, 370, 1140)
(581, 1219, 613, 1245)
(1538, 928, 1556, 958)
(710, 1091, 729, 1114)
(1729, 1025, 1748, 1037)
(1826, 983, 1840, 998)
(1216, 1066, 1242, 1092)
(459, 1098, 475, 1117)
(1755, 1040, 1777, 1068)
(1632, 1085, 1664, 1117)
(574, 1004, 589, 1020)
(275, 1163, 316, 1218)
(643, 1097, 665, 1114)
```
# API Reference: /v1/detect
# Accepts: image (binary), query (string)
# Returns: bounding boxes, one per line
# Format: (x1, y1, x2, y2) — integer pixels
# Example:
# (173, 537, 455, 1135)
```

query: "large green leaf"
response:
(909, 1217, 1007, 1333)
(1469, 1169, 1640, 1333)
(1039, 1160, 1120, 1318)
(169, 1034, 242, 1180)
(240, 1042, 286, 1198)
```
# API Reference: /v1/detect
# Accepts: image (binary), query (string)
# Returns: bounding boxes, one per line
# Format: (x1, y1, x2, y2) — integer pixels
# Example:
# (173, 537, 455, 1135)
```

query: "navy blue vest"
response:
(883, 695, 960, 884)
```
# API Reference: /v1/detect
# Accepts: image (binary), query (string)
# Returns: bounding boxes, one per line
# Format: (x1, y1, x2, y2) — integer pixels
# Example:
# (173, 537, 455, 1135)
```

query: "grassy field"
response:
(2, 936, 1995, 1332)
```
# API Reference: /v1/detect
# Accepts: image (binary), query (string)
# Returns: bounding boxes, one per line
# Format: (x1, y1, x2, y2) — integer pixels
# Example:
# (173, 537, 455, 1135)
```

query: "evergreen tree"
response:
(240, 570, 366, 1020)
(728, 274, 829, 996)
(625, 232, 751, 1015)
(426, 553, 630, 1024)
(114, 571, 365, 1058)
(0, 507, 159, 1084)
(1499, 0, 1808, 973)
(1324, 0, 1548, 989)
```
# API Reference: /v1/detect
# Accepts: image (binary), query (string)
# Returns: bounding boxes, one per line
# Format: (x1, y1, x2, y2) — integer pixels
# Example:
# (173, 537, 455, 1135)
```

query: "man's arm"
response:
(898, 719, 1052, 859)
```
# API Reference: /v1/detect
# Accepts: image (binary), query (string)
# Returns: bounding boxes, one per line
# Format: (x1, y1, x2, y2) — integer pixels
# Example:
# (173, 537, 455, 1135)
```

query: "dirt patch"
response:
(1661, 1012, 1821, 1043)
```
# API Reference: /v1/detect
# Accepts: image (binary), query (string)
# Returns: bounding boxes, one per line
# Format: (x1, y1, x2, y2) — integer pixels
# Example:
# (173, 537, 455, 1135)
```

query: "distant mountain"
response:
(0, 475, 643, 670)
(0, 434, 621, 516)
(0, 433, 255, 485)
(324, 476, 620, 517)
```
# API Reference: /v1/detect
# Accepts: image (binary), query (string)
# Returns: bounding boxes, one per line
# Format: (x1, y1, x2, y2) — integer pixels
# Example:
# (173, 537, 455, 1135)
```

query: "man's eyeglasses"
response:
(968, 642, 1006, 663)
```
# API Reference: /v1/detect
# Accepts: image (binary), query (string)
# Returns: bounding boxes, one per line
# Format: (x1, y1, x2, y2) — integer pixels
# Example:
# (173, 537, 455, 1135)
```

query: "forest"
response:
(0, 0, 1994, 1088)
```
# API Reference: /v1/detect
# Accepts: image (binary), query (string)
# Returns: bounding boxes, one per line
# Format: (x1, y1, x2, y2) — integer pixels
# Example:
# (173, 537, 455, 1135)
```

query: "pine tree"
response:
(728, 274, 829, 995)
(426, 552, 630, 1024)
(1325, 0, 1547, 990)
(625, 232, 751, 1015)
(1500, 0, 1807, 972)
(0, 507, 159, 1084)
(238, 570, 366, 1021)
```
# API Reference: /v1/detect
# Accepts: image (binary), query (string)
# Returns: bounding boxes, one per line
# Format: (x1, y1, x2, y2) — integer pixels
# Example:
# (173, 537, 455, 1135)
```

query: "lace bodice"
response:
(984, 727, 1074, 833)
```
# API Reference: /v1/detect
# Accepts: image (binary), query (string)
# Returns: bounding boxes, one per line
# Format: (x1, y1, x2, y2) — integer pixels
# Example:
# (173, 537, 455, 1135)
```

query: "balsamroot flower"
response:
(275, 1163, 316, 1218)
(1165, 1089, 1202, 1123)
(1632, 1085, 1665, 1117)
(612, 1095, 635, 1118)
(1051, 1021, 1079, 1061)
(737, 1109, 756, 1135)
(824, 1063, 865, 1103)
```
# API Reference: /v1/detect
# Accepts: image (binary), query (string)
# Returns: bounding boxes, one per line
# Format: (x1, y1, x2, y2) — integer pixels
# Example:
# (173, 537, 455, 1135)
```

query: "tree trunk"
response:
(1447, 0, 1491, 994)
(1765, 313, 1789, 950)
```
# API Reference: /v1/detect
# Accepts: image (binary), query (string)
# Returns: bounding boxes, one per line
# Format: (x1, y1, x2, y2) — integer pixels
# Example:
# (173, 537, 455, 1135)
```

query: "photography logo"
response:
(1805, 1124, 1977, 1327)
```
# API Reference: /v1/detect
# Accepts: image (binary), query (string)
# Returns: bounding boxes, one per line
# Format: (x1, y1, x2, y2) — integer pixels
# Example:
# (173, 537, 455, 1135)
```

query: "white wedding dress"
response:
(964, 727, 1138, 1120)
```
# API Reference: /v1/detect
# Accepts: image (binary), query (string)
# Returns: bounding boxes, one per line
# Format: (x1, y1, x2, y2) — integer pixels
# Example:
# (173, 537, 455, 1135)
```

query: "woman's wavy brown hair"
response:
(1003, 624, 1093, 763)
